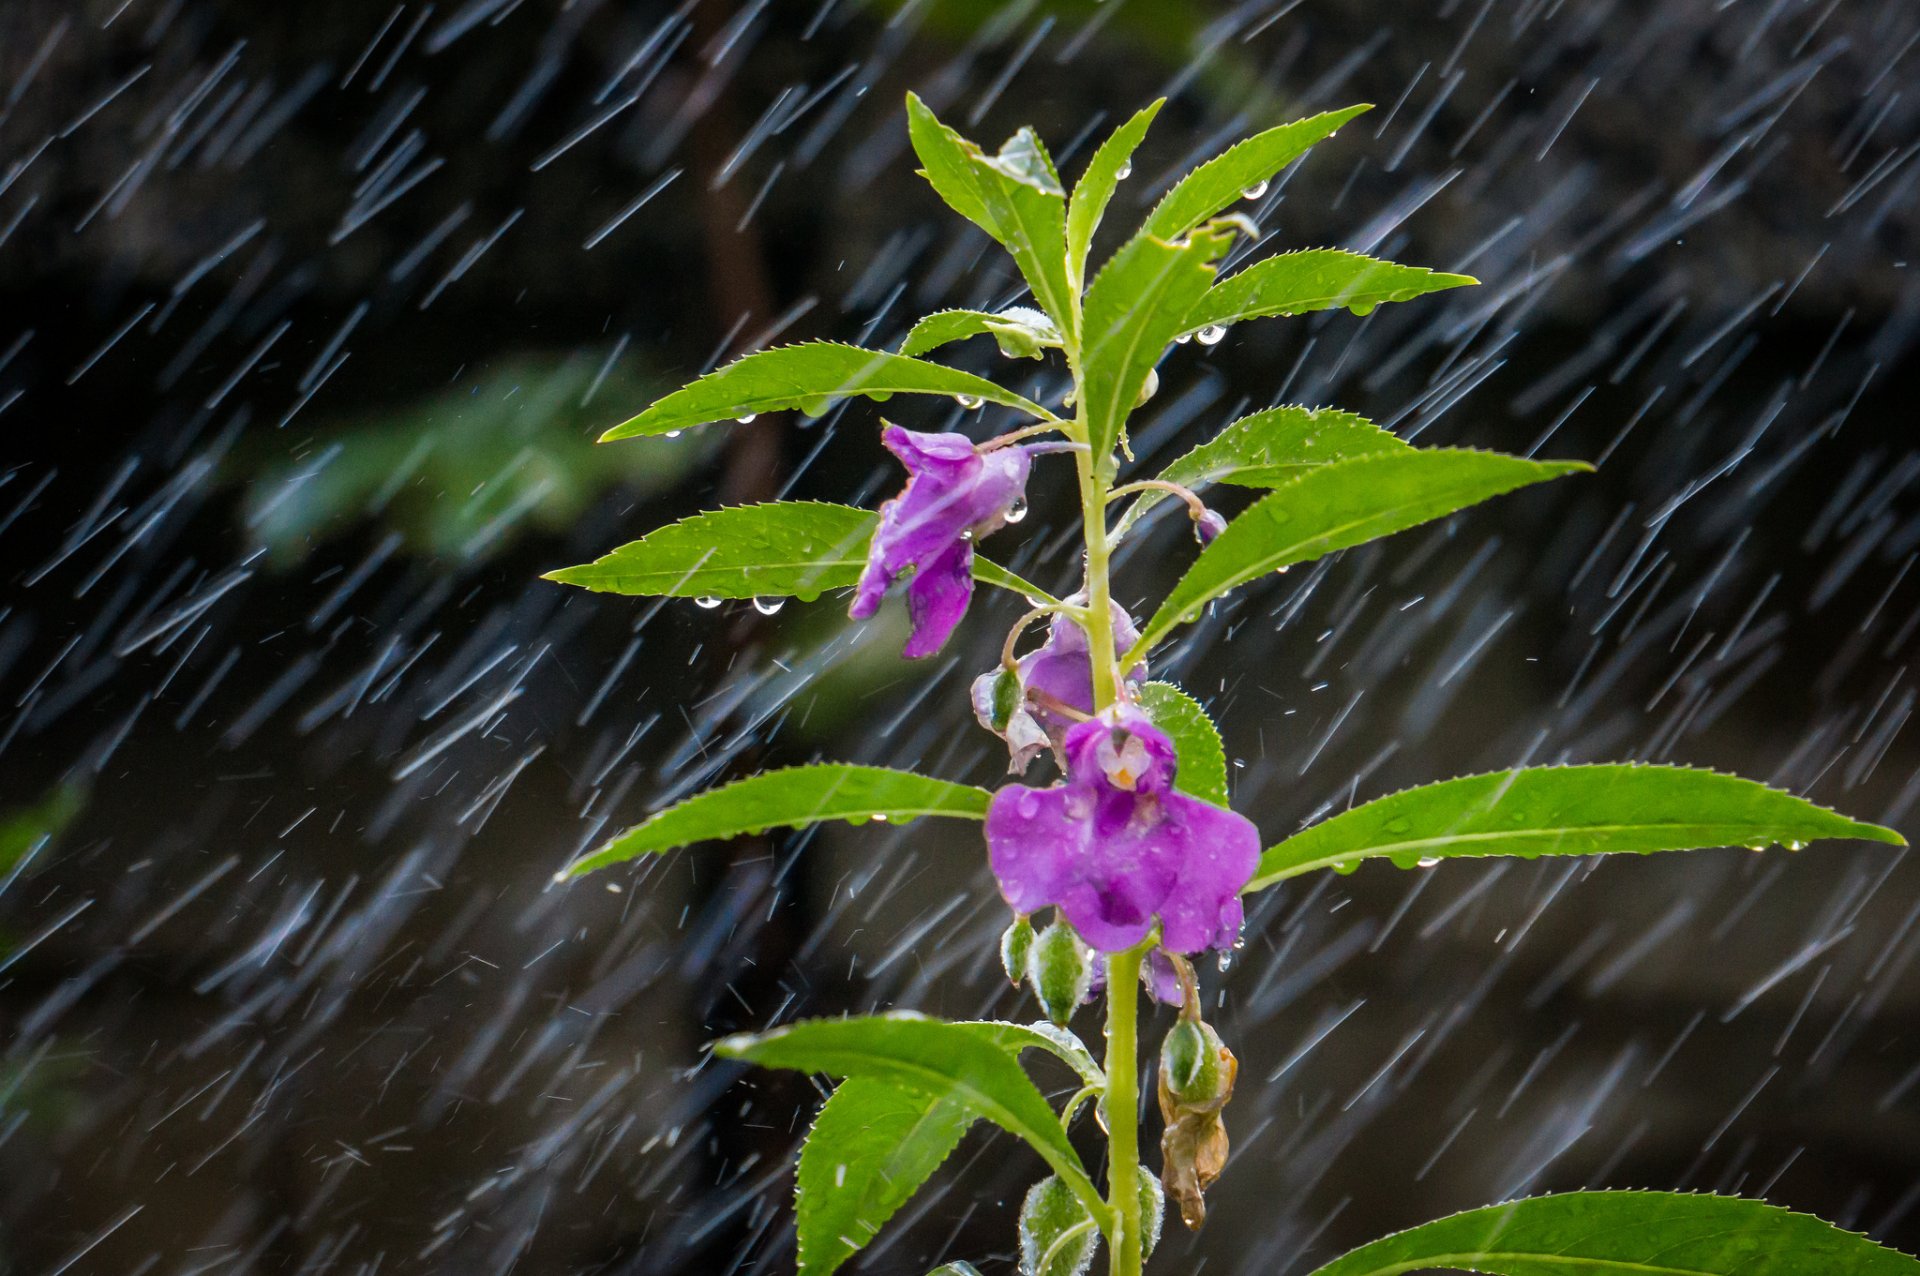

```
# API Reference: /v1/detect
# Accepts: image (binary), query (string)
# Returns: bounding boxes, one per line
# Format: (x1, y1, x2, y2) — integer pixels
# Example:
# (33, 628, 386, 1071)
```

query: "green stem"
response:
(1103, 944, 1146, 1276)
(1062, 271, 1142, 1276)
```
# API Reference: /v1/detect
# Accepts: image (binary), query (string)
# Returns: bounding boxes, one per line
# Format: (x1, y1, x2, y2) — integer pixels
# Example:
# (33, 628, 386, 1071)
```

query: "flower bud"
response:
(999, 915, 1034, 986)
(1139, 1168, 1166, 1258)
(1018, 1175, 1097, 1276)
(1194, 508, 1228, 545)
(1028, 920, 1095, 1026)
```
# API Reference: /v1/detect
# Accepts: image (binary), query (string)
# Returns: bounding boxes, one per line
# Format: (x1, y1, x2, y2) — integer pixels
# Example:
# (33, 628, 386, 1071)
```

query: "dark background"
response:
(2, 1, 1918, 1272)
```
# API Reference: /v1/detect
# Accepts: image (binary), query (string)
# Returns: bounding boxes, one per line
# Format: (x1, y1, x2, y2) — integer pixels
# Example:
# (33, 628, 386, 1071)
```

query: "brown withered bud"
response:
(1156, 1000, 1237, 1231)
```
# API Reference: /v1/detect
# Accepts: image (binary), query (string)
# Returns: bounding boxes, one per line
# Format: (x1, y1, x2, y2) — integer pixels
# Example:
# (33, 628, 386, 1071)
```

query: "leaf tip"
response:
(1853, 820, 1907, 847)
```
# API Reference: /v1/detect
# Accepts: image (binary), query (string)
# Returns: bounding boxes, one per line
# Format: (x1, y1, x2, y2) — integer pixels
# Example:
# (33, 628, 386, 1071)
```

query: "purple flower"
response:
(851, 426, 1032, 658)
(1194, 508, 1228, 544)
(970, 602, 1145, 774)
(986, 707, 1259, 955)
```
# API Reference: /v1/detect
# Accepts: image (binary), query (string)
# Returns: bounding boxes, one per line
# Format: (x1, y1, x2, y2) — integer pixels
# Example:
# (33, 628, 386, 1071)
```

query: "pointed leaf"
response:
(545, 501, 1055, 605)
(1184, 249, 1476, 335)
(1304, 1190, 1920, 1276)
(906, 95, 1075, 332)
(1116, 406, 1409, 535)
(716, 1013, 1107, 1226)
(559, 766, 992, 878)
(1140, 104, 1371, 242)
(1136, 682, 1228, 806)
(899, 307, 1061, 360)
(1081, 226, 1236, 471)
(1067, 99, 1164, 285)
(1133, 450, 1587, 656)
(600, 342, 1051, 441)
(1250, 764, 1904, 892)
(796, 1079, 977, 1276)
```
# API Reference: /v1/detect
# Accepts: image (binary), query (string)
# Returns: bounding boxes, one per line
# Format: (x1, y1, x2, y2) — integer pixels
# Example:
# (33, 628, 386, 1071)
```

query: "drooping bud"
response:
(1028, 920, 1096, 1025)
(1018, 1175, 1098, 1276)
(1157, 1016, 1237, 1231)
(1000, 914, 1035, 986)
(1194, 508, 1227, 545)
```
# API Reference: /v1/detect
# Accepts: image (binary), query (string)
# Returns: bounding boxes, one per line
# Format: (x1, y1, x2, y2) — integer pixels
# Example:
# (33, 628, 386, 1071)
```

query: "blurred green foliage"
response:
(241, 357, 714, 565)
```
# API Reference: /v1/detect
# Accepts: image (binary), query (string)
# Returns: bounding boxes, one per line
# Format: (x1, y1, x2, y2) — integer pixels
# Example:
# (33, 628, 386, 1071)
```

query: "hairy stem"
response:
(1104, 944, 1146, 1276)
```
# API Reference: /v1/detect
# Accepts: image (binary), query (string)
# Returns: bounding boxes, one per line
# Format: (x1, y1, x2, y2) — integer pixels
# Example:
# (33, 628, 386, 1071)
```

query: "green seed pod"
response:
(1028, 920, 1094, 1026)
(1018, 1175, 1098, 1276)
(1159, 1018, 1225, 1105)
(999, 915, 1035, 986)
(987, 665, 1022, 731)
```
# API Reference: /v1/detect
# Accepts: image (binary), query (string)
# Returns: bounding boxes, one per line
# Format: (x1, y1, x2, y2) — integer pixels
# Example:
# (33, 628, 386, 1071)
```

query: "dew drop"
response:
(1417, 856, 1442, 869)
(736, 413, 758, 424)
(955, 393, 985, 410)
(1173, 331, 1193, 345)
(872, 812, 890, 823)
(1196, 324, 1227, 346)
(664, 429, 683, 438)
(1116, 161, 1132, 180)
(751, 596, 785, 616)
(1004, 497, 1029, 524)
(1347, 302, 1378, 318)
(1215, 949, 1233, 972)
(694, 595, 722, 610)
(1239, 179, 1269, 200)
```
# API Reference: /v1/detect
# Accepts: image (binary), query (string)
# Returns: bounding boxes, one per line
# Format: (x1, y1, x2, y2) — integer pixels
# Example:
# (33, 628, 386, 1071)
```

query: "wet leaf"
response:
(0, 785, 83, 879)
(796, 1079, 976, 1276)
(1303, 1191, 1920, 1276)
(545, 501, 1055, 605)
(716, 1013, 1105, 1223)
(905, 95, 1075, 332)
(1067, 99, 1164, 284)
(559, 766, 992, 877)
(1081, 226, 1235, 471)
(899, 307, 1062, 360)
(1116, 406, 1409, 536)
(1139, 104, 1372, 241)
(1184, 249, 1476, 335)
(1136, 682, 1228, 806)
(1249, 765, 1905, 892)
(600, 342, 1050, 440)
(1133, 450, 1587, 656)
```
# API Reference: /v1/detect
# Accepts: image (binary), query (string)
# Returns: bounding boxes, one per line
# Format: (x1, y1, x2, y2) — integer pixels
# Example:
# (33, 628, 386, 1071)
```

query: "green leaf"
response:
(1250, 765, 1904, 892)
(899, 306, 1062, 360)
(1116, 406, 1410, 536)
(1184, 249, 1476, 335)
(1020, 1175, 1099, 1276)
(1140, 104, 1372, 242)
(1067, 99, 1164, 286)
(905, 95, 1076, 333)
(716, 1013, 1108, 1228)
(796, 1079, 977, 1276)
(964, 1020, 1106, 1088)
(1133, 449, 1588, 656)
(1081, 225, 1236, 472)
(1136, 682, 1229, 806)
(600, 342, 1051, 441)
(544, 501, 1057, 605)
(559, 766, 992, 878)
(1303, 1191, 1920, 1276)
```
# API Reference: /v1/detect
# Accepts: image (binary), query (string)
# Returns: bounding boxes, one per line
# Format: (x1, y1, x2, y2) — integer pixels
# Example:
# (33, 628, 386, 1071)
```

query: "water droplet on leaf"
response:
(1239, 179, 1269, 200)
(1196, 324, 1227, 346)
(694, 595, 722, 609)
(1004, 497, 1029, 524)
(751, 596, 784, 615)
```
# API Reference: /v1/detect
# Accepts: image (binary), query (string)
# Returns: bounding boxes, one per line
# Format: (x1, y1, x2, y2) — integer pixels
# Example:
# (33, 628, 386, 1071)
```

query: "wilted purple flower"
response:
(971, 602, 1144, 774)
(851, 426, 1031, 658)
(986, 707, 1259, 954)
